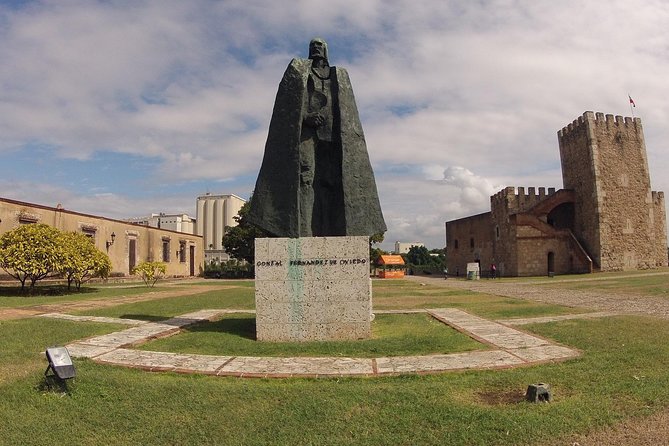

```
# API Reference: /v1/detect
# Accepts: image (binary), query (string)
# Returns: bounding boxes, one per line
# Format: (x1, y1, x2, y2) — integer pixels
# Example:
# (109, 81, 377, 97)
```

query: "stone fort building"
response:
(446, 111, 667, 277)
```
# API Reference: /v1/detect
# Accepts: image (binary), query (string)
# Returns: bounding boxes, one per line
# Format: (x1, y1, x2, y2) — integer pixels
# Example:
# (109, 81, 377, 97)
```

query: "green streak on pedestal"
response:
(286, 238, 304, 339)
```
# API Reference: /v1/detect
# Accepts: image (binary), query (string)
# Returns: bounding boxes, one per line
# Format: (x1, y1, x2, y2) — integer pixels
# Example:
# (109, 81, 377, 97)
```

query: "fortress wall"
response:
(491, 186, 557, 215)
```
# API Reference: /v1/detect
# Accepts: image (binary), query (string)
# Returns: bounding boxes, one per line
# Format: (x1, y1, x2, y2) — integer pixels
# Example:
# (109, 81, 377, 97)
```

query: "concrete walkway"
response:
(51, 308, 592, 378)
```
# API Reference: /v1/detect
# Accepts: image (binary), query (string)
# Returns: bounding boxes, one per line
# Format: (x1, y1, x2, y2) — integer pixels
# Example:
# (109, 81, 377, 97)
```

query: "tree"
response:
(404, 245, 446, 271)
(60, 232, 112, 290)
(0, 224, 66, 292)
(132, 261, 166, 287)
(222, 200, 269, 263)
(369, 231, 386, 265)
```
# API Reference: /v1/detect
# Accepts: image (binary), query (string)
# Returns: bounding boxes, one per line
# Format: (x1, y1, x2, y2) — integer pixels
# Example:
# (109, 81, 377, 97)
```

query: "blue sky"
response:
(1, 0, 669, 250)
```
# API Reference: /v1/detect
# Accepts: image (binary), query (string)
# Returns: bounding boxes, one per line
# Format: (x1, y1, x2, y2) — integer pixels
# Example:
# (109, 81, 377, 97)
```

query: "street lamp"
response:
(106, 232, 116, 249)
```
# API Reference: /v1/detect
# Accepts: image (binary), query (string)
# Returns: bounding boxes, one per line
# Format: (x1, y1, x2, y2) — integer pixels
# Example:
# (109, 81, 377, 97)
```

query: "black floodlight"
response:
(45, 347, 76, 380)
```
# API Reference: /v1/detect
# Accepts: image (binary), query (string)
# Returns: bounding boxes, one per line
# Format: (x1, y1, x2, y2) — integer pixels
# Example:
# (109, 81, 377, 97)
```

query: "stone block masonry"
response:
(558, 111, 667, 270)
(254, 236, 372, 342)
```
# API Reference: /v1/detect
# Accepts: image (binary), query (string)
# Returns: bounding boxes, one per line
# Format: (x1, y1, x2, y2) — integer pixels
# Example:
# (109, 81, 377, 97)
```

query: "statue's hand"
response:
(304, 113, 325, 127)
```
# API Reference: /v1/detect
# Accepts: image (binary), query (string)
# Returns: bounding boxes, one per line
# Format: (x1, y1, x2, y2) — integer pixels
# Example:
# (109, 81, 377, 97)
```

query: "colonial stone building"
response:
(0, 197, 204, 277)
(446, 111, 667, 277)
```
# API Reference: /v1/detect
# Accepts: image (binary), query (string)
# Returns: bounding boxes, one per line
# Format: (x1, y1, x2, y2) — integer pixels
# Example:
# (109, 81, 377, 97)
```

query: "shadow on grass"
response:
(0, 285, 97, 297)
(119, 314, 172, 323)
(36, 375, 75, 395)
(183, 316, 256, 340)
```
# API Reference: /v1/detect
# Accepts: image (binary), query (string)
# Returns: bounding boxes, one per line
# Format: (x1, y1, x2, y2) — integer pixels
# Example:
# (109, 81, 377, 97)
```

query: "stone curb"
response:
(47, 308, 594, 378)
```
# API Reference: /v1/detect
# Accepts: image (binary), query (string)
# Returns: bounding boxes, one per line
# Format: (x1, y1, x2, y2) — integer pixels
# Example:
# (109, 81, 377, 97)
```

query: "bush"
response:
(60, 232, 112, 290)
(0, 224, 67, 292)
(132, 261, 167, 287)
(203, 260, 254, 279)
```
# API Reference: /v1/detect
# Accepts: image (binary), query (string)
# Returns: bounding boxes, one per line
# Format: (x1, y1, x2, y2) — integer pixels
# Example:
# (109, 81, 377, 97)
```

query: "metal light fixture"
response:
(525, 383, 551, 403)
(45, 347, 76, 380)
(106, 231, 116, 249)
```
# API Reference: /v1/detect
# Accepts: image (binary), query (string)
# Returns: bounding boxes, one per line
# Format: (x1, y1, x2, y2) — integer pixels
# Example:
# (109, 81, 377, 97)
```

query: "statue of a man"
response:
(248, 38, 387, 238)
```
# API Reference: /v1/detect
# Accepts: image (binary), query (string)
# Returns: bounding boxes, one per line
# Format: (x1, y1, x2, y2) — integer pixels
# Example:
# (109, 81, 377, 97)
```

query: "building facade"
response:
(446, 112, 667, 277)
(394, 241, 425, 254)
(126, 213, 196, 234)
(195, 193, 246, 263)
(0, 197, 204, 277)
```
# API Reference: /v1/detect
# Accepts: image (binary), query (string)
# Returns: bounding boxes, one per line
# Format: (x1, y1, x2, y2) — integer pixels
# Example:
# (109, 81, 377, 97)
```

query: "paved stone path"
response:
(50, 307, 589, 378)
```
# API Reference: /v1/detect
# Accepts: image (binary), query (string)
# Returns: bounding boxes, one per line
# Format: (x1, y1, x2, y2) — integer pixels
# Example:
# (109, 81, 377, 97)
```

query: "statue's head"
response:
(309, 37, 328, 62)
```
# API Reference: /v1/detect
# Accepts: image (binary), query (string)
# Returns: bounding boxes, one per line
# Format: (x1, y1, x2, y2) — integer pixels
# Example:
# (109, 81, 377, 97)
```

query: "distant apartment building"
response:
(126, 213, 196, 234)
(394, 241, 425, 254)
(195, 193, 246, 263)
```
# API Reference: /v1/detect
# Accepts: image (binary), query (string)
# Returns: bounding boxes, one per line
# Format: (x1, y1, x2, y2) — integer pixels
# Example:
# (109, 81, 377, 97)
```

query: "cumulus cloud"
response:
(1, 0, 669, 250)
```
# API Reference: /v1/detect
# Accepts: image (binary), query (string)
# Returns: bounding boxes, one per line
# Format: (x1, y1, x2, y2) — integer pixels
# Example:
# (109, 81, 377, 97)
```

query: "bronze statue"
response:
(248, 38, 386, 238)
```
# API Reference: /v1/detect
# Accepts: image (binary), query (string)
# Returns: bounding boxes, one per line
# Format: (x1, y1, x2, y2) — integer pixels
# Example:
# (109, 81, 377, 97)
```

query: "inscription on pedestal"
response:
(254, 236, 371, 342)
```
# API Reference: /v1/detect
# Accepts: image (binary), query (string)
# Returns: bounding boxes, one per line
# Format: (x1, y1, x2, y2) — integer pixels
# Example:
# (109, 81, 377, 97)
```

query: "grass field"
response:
(1, 274, 669, 445)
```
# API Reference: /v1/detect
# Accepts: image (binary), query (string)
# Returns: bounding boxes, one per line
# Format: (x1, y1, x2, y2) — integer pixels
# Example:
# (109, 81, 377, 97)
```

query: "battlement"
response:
(557, 111, 641, 139)
(652, 191, 665, 204)
(491, 186, 557, 214)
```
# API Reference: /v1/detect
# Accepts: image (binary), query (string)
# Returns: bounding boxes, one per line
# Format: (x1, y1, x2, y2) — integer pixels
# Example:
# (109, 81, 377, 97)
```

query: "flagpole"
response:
(628, 94, 636, 118)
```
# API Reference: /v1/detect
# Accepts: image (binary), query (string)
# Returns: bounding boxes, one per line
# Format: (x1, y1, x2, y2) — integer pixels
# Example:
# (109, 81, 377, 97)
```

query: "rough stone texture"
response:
(61, 305, 586, 377)
(446, 112, 667, 277)
(38, 313, 148, 325)
(559, 112, 667, 270)
(375, 350, 524, 374)
(254, 236, 372, 341)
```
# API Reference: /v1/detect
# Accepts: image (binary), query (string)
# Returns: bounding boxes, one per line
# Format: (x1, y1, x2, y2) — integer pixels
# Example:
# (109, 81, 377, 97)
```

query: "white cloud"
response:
(1, 0, 669, 249)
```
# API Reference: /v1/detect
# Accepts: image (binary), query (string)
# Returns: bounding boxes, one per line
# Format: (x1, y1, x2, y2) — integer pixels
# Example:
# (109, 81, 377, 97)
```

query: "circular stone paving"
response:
(48, 308, 588, 378)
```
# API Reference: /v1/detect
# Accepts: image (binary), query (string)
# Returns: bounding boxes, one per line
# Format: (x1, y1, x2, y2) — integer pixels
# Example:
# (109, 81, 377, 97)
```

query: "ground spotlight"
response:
(45, 347, 76, 380)
(525, 383, 551, 403)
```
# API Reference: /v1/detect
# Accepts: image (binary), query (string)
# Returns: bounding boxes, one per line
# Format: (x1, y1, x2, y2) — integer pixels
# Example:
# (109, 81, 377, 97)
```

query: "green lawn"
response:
(372, 279, 585, 318)
(2, 277, 669, 445)
(77, 283, 255, 321)
(0, 284, 175, 308)
(533, 271, 669, 297)
(140, 313, 487, 357)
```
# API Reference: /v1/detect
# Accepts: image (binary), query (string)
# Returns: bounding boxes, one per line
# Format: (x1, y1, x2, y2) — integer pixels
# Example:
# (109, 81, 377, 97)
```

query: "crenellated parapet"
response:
(558, 111, 641, 140)
(652, 191, 665, 206)
(491, 186, 558, 215)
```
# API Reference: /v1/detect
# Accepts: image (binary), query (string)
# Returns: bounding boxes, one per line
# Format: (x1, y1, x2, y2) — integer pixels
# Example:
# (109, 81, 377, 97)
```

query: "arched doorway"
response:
(547, 251, 555, 276)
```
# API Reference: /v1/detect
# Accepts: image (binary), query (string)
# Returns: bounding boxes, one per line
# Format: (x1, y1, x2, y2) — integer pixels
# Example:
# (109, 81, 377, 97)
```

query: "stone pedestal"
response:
(254, 236, 371, 342)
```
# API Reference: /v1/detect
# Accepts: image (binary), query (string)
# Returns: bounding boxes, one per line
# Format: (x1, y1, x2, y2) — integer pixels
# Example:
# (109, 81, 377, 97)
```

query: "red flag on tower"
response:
(629, 95, 636, 107)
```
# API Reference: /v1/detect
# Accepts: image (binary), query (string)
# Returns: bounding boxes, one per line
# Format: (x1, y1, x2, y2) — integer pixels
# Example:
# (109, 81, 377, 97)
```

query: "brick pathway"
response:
(50, 307, 593, 378)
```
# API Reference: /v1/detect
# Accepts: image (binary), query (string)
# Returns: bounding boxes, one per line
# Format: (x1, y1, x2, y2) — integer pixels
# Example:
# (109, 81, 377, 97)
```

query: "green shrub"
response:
(132, 261, 167, 287)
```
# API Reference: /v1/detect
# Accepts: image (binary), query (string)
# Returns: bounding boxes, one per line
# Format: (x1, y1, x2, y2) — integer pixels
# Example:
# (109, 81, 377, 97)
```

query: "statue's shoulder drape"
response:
(248, 58, 386, 237)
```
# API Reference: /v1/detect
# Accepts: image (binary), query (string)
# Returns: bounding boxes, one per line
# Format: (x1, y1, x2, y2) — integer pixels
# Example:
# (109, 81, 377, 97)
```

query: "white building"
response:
(195, 193, 246, 263)
(126, 213, 196, 235)
(394, 241, 425, 254)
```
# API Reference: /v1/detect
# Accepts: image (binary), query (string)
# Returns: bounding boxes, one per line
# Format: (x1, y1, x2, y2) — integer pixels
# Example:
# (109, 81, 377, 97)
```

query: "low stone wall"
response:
(254, 236, 371, 342)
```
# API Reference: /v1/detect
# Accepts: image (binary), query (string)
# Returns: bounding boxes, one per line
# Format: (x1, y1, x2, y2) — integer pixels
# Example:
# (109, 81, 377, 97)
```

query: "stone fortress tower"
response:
(446, 111, 667, 277)
(558, 111, 666, 270)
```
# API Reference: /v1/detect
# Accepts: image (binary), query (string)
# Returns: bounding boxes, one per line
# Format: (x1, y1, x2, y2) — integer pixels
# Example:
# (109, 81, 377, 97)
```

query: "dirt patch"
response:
(551, 408, 669, 446)
(476, 390, 526, 406)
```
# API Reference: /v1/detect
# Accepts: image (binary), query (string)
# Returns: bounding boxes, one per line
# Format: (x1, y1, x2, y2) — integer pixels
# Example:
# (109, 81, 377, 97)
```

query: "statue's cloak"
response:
(248, 58, 386, 238)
